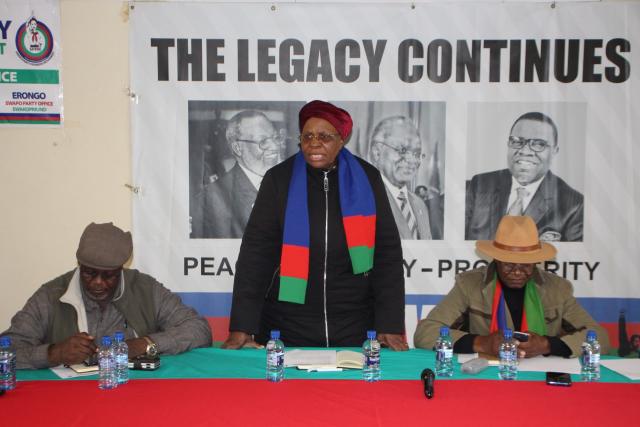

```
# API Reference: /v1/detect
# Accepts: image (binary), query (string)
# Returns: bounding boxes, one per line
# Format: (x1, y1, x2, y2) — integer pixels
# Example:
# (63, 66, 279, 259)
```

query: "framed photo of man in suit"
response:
(335, 101, 446, 240)
(465, 102, 586, 242)
(188, 101, 303, 239)
(187, 100, 446, 241)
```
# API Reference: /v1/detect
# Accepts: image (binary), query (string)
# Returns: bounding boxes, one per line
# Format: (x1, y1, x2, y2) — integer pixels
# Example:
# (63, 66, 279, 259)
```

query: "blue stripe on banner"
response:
(179, 292, 640, 323)
(177, 292, 233, 317)
(577, 298, 640, 323)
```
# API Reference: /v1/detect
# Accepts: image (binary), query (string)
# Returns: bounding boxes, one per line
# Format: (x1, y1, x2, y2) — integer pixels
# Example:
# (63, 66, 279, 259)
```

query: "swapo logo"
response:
(15, 16, 53, 65)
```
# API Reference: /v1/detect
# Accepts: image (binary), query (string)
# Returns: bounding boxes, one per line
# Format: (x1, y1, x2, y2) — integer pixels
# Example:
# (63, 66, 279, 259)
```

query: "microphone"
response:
(421, 368, 435, 399)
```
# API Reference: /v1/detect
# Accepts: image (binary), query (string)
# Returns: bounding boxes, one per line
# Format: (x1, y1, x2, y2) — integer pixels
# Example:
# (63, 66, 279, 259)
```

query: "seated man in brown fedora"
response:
(414, 215, 609, 357)
(2, 222, 212, 369)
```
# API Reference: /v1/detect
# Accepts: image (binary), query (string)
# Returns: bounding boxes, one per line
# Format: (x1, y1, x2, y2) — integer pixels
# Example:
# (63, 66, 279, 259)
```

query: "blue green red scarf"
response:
(278, 149, 376, 304)
(489, 274, 547, 335)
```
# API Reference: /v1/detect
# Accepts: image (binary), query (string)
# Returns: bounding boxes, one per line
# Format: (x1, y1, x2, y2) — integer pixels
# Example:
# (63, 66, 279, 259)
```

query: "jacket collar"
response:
(481, 261, 547, 301)
(59, 267, 125, 332)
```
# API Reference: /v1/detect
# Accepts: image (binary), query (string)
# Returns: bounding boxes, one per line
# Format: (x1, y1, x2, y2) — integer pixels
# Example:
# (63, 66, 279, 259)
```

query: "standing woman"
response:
(222, 100, 408, 350)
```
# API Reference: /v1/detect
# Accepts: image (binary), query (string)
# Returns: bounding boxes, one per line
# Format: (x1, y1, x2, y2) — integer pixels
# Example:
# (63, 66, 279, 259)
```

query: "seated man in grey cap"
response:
(414, 215, 609, 358)
(2, 222, 212, 369)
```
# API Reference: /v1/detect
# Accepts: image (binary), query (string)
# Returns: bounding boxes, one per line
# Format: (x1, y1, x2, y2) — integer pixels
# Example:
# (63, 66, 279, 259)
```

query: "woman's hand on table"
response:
(221, 331, 263, 349)
(378, 333, 409, 351)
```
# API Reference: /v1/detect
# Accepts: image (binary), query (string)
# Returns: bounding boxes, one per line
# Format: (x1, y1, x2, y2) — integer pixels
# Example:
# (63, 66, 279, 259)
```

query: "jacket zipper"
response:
(323, 170, 330, 347)
(264, 266, 280, 299)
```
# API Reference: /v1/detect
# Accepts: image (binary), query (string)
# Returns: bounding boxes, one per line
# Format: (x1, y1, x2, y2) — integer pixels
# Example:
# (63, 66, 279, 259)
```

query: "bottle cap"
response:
(101, 335, 112, 346)
(270, 330, 280, 340)
(503, 328, 513, 339)
(367, 330, 376, 340)
(439, 326, 449, 337)
(0, 336, 10, 347)
(587, 330, 596, 341)
(114, 331, 125, 342)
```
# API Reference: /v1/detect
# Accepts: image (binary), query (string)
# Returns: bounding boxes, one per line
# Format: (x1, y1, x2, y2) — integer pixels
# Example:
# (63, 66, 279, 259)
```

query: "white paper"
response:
(600, 359, 640, 380)
(517, 356, 581, 374)
(284, 349, 337, 367)
(458, 354, 581, 373)
(457, 354, 479, 364)
(50, 365, 98, 379)
(457, 353, 499, 366)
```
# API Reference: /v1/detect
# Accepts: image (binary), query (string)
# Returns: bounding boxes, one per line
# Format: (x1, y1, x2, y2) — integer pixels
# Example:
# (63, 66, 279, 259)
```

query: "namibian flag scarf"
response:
(278, 149, 376, 304)
(489, 274, 547, 335)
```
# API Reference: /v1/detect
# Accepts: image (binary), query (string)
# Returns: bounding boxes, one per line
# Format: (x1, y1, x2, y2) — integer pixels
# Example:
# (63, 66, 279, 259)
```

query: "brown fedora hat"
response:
(476, 216, 556, 263)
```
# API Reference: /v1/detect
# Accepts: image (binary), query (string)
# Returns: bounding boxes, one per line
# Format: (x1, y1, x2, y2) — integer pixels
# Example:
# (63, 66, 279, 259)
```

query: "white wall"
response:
(0, 0, 130, 330)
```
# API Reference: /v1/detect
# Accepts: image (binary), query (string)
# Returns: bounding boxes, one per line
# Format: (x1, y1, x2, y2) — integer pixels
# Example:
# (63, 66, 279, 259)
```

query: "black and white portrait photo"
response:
(188, 101, 303, 238)
(188, 100, 446, 240)
(336, 101, 446, 240)
(465, 103, 586, 242)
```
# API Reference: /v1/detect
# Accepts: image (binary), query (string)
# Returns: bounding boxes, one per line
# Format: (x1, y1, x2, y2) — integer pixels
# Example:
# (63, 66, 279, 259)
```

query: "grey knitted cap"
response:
(76, 222, 132, 269)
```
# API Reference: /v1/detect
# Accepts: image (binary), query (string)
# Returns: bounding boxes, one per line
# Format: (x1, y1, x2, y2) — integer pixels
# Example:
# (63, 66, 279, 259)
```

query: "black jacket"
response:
(229, 153, 405, 346)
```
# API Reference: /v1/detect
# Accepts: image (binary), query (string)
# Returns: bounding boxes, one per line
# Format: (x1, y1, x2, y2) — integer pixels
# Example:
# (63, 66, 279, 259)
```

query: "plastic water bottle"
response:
(266, 330, 284, 382)
(98, 335, 117, 390)
(499, 328, 518, 380)
(0, 336, 16, 391)
(113, 331, 129, 385)
(580, 330, 601, 382)
(362, 330, 381, 382)
(434, 326, 453, 377)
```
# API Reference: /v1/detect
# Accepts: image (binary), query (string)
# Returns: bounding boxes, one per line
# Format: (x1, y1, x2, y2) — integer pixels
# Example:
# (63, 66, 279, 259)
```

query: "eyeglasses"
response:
(500, 262, 534, 274)
(79, 266, 122, 281)
(299, 132, 342, 144)
(236, 134, 285, 149)
(374, 140, 425, 161)
(508, 136, 552, 152)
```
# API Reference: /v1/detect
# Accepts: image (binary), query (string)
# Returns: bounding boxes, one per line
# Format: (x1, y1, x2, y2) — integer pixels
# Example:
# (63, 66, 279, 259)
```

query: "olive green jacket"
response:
(413, 264, 610, 356)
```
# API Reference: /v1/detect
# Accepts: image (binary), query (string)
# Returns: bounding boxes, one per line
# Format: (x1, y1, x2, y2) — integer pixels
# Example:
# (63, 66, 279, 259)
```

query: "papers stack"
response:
(284, 349, 365, 371)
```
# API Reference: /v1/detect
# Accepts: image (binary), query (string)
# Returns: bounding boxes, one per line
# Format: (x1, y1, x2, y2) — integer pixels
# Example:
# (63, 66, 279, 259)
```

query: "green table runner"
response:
(17, 347, 636, 383)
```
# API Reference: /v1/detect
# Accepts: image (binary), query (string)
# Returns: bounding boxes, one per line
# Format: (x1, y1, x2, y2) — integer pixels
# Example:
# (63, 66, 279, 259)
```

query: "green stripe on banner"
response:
(278, 276, 307, 304)
(0, 69, 60, 84)
(0, 120, 59, 125)
(348, 245, 374, 274)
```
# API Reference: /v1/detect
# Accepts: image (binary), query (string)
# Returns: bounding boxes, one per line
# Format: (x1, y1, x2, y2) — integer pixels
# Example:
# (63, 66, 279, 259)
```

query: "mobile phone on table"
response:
(84, 356, 98, 367)
(128, 355, 161, 370)
(546, 371, 572, 386)
(513, 331, 530, 342)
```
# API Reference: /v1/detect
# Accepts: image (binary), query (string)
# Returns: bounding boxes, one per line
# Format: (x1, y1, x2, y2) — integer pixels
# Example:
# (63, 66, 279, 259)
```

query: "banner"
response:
(130, 1, 640, 347)
(0, 0, 62, 126)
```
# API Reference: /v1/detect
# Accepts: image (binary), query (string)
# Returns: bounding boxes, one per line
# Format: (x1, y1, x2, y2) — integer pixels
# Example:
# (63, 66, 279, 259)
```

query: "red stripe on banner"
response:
(0, 115, 60, 122)
(343, 214, 376, 248)
(206, 317, 229, 343)
(280, 244, 309, 279)
(601, 322, 640, 349)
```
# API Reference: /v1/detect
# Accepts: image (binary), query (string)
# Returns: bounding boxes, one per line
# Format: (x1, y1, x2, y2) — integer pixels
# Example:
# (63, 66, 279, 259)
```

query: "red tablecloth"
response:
(4, 378, 638, 426)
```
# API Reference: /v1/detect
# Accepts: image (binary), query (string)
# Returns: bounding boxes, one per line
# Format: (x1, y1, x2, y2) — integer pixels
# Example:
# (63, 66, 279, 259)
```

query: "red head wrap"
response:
(299, 100, 353, 140)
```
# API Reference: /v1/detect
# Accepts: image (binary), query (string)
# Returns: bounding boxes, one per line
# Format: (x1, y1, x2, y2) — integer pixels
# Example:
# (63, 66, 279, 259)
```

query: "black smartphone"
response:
(83, 357, 98, 367)
(513, 331, 530, 342)
(128, 355, 161, 370)
(546, 371, 572, 386)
